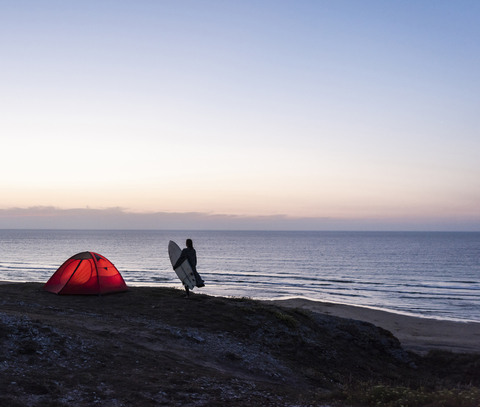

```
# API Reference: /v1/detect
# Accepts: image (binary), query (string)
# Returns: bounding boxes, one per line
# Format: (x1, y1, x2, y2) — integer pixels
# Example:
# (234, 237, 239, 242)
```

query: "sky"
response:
(1, 0, 479, 231)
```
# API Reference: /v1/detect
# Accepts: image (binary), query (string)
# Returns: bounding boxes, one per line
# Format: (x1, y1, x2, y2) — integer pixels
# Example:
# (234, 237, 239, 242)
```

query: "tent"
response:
(44, 252, 128, 295)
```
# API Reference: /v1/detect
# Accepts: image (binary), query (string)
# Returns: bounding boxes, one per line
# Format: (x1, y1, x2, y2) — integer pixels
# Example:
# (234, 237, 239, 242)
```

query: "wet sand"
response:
(270, 298, 480, 354)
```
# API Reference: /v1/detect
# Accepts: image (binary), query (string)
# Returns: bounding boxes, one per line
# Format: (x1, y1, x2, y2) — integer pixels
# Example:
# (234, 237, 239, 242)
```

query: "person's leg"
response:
(184, 286, 190, 297)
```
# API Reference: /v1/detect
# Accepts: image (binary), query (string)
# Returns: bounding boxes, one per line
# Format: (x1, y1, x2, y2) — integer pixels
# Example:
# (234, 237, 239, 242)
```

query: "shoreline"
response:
(267, 295, 480, 323)
(2, 281, 479, 354)
(4, 280, 479, 322)
(269, 297, 480, 354)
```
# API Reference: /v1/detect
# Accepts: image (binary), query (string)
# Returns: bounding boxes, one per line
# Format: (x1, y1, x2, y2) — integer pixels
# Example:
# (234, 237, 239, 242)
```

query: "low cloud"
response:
(0, 206, 479, 231)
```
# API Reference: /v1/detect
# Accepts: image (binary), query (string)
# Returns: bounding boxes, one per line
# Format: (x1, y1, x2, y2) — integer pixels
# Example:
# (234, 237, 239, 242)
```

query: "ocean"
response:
(1, 230, 479, 322)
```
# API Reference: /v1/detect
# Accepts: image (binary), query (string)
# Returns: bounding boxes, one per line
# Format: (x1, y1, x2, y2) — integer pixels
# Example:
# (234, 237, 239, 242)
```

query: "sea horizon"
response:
(1, 230, 479, 323)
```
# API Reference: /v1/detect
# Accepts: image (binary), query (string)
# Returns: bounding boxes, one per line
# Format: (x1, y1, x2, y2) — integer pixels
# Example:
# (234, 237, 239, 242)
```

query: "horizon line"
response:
(1, 228, 479, 233)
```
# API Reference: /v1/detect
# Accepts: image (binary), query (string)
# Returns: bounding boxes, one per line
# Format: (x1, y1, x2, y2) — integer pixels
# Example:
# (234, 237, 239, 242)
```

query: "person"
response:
(172, 238, 205, 297)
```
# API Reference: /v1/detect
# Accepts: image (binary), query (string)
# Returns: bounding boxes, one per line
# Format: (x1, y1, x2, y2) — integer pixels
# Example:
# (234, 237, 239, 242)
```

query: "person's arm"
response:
(173, 249, 187, 269)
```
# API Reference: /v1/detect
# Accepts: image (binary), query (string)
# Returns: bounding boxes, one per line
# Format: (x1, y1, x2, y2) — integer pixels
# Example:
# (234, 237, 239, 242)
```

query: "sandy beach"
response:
(270, 298, 480, 354)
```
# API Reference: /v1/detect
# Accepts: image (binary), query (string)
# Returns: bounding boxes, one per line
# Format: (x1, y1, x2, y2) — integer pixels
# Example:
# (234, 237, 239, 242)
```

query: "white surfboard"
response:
(168, 240, 196, 290)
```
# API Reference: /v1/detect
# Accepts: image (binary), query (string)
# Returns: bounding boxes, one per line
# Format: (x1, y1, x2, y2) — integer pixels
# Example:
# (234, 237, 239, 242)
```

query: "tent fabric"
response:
(43, 252, 128, 295)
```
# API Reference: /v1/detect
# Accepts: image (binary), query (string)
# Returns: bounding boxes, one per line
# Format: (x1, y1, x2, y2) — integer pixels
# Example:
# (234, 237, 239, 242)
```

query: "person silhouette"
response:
(172, 238, 205, 297)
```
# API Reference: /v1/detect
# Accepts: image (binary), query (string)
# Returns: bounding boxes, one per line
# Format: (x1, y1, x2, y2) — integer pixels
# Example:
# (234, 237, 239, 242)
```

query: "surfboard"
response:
(168, 240, 196, 290)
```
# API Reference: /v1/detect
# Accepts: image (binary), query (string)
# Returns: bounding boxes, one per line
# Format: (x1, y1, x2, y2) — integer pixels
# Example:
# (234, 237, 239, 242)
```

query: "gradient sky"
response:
(1, 1, 479, 230)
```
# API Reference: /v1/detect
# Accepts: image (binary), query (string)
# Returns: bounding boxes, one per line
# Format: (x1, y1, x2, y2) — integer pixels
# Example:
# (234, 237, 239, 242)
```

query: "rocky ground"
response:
(0, 283, 479, 406)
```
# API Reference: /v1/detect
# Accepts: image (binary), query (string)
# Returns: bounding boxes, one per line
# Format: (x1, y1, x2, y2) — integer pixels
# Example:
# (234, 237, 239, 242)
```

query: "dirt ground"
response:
(1, 283, 479, 406)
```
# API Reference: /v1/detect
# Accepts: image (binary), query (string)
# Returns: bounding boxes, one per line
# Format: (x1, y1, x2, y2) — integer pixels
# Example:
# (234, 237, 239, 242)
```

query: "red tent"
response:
(44, 252, 128, 295)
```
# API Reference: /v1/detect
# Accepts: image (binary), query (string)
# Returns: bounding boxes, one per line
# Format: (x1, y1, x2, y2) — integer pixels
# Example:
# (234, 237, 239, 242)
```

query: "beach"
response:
(271, 298, 480, 354)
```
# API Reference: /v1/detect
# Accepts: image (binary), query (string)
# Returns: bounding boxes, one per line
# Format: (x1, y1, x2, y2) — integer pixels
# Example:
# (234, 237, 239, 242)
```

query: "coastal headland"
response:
(270, 298, 480, 355)
(1, 283, 479, 406)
